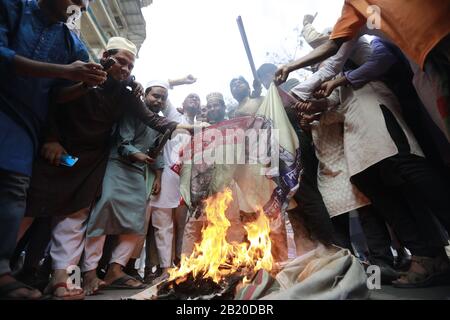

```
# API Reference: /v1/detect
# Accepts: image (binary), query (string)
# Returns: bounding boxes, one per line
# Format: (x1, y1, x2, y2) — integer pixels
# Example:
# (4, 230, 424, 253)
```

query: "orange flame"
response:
(168, 188, 273, 283)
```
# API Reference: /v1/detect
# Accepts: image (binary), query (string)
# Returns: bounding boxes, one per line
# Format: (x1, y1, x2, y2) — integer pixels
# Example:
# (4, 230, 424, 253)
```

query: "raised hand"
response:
(303, 13, 317, 26)
(274, 65, 291, 85)
(183, 74, 197, 85)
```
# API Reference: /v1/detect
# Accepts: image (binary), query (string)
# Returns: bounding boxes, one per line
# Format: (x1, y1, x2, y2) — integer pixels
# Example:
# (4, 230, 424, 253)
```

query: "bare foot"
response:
(45, 269, 84, 299)
(0, 274, 42, 300)
(82, 270, 106, 296)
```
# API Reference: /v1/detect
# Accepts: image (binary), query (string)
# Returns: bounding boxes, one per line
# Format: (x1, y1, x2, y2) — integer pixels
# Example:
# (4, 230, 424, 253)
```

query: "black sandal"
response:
(103, 274, 147, 290)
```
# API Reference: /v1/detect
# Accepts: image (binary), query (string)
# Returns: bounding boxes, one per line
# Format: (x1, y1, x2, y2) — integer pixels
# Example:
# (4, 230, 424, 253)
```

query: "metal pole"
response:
(236, 16, 259, 82)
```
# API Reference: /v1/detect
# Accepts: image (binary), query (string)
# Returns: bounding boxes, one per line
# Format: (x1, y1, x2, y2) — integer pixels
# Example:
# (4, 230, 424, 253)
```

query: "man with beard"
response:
(23, 38, 192, 299)
(228, 77, 290, 261)
(181, 92, 246, 256)
(79, 81, 171, 295)
(0, 0, 106, 300)
(148, 93, 203, 282)
(205, 92, 227, 125)
(116, 78, 199, 283)
(229, 76, 264, 117)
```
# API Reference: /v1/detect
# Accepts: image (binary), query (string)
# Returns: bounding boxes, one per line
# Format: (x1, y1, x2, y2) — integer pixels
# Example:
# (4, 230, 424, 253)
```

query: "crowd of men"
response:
(0, 0, 449, 300)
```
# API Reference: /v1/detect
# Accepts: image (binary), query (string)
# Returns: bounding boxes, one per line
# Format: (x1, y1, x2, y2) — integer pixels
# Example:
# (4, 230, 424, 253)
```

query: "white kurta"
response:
(150, 102, 191, 208)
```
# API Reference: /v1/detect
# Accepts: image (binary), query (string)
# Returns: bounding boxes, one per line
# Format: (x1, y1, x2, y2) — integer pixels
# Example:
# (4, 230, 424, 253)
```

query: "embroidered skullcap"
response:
(206, 92, 225, 105)
(106, 37, 137, 56)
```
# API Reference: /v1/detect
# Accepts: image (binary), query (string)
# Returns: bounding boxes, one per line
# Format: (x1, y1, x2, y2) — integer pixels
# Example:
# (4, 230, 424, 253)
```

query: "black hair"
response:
(145, 87, 154, 96)
(105, 49, 119, 57)
(257, 63, 277, 78)
(229, 76, 249, 90)
(145, 86, 169, 97)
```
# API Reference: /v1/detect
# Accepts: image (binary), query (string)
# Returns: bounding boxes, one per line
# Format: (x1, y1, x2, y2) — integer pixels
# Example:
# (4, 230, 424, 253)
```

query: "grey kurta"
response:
(87, 114, 164, 237)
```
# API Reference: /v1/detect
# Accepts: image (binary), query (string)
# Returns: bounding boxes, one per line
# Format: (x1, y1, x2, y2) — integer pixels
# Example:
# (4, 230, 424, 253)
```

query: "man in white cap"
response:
(79, 81, 169, 295)
(115, 78, 199, 283)
(144, 90, 204, 283)
(23, 37, 193, 299)
(123, 80, 172, 283)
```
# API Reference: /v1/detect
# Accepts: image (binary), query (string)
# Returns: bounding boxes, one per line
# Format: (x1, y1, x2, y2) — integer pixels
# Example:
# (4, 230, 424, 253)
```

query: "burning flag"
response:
(180, 84, 301, 221)
(156, 188, 274, 299)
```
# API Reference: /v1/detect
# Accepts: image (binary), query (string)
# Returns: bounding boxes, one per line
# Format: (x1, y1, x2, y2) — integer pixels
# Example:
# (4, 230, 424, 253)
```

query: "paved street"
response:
(85, 226, 450, 301)
(85, 284, 450, 300)
(369, 285, 450, 300)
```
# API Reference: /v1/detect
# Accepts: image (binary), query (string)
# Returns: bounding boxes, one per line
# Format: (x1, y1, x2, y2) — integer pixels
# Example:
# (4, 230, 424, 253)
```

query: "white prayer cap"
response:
(106, 37, 137, 56)
(145, 80, 170, 91)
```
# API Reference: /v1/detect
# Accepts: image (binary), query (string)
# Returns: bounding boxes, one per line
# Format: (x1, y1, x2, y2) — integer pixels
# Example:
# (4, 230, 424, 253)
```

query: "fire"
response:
(168, 188, 273, 284)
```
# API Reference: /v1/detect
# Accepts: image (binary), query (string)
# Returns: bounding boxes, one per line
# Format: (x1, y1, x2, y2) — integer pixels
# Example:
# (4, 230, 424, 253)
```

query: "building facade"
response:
(76, 0, 152, 60)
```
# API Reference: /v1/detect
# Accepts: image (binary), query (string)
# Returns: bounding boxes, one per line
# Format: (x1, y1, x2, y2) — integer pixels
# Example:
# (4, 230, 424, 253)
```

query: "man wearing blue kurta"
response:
(0, 0, 107, 299)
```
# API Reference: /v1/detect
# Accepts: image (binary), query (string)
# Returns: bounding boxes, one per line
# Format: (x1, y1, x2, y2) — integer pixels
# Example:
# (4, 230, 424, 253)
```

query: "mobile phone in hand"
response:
(148, 129, 171, 158)
(60, 154, 79, 167)
(101, 57, 116, 71)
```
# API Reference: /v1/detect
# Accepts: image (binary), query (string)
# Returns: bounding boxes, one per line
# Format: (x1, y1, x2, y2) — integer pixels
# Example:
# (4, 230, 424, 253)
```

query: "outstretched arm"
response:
(289, 37, 358, 101)
(313, 39, 399, 98)
(12, 57, 107, 84)
(274, 38, 345, 85)
(275, 1, 366, 85)
(168, 74, 197, 88)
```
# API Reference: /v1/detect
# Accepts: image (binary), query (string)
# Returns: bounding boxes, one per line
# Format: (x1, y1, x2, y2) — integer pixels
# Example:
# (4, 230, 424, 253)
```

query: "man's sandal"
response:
(43, 282, 85, 300)
(103, 274, 147, 290)
(392, 256, 450, 288)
